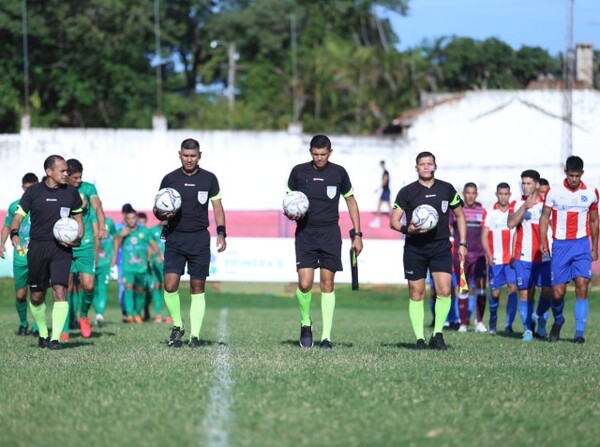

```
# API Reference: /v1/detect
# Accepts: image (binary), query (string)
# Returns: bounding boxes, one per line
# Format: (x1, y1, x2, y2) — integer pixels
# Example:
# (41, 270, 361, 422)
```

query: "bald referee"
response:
(285, 134, 363, 349)
(9, 155, 83, 350)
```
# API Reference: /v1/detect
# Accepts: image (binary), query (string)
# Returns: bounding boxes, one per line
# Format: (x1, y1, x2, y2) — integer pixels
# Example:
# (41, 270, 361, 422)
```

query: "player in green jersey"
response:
(0, 173, 39, 335)
(65, 159, 107, 339)
(114, 207, 161, 322)
(93, 216, 118, 325)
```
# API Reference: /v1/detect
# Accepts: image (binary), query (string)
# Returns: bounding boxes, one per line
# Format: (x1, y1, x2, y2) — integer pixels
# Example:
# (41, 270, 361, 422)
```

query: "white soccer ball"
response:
(411, 204, 439, 231)
(53, 218, 80, 244)
(283, 191, 309, 218)
(155, 187, 182, 213)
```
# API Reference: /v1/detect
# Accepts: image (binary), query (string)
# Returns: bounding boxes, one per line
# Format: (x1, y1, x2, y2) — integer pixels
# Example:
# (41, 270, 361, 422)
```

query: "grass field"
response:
(1, 278, 599, 447)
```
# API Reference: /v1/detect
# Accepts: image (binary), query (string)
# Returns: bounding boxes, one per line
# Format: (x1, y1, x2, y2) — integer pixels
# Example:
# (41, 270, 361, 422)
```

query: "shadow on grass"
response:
(279, 339, 354, 348)
(159, 339, 222, 348)
(381, 341, 453, 350)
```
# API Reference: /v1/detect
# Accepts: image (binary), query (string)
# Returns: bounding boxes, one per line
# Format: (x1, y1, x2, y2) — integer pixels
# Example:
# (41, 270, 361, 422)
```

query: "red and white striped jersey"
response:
(483, 201, 516, 264)
(513, 196, 548, 262)
(544, 180, 599, 240)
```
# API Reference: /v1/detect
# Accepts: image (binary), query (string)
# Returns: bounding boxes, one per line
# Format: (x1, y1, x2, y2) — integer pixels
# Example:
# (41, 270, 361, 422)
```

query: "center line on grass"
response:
(202, 308, 232, 447)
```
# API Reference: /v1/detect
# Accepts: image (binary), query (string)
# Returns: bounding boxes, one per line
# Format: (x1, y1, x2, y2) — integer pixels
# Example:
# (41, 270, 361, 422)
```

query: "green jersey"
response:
(149, 224, 165, 265)
(4, 199, 31, 266)
(121, 225, 152, 273)
(73, 181, 99, 252)
(98, 217, 117, 268)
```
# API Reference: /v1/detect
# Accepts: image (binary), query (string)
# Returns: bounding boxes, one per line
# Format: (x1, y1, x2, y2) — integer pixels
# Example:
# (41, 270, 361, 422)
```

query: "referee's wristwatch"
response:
(459, 242, 469, 249)
(354, 231, 363, 237)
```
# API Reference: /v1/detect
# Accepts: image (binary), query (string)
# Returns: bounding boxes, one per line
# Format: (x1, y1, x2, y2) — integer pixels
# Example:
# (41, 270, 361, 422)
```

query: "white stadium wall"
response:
(1, 90, 599, 282)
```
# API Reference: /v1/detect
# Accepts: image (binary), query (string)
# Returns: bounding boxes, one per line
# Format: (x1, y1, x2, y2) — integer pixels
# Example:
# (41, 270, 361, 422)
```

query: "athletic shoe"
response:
(522, 330, 534, 342)
(38, 336, 50, 349)
(549, 321, 564, 342)
(299, 325, 313, 348)
(17, 325, 28, 336)
(475, 322, 487, 333)
(320, 339, 333, 349)
(573, 336, 586, 344)
(32, 330, 39, 338)
(504, 326, 514, 335)
(60, 332, 69, 341)
(415, 339, 427, 350)
(167, 326, 185, 348)
(165, 317, 173, 325)
(95, 314, 105, 326)
(79, 317, 92, 338)
(133, 316, 143, 324)
(123, 316, 134, 323)
(488, 318, 497, 335)
(429, 332, 448, 351)
(48, 340, 62, 350)
(188, 337, 202, 348)
(154, 315, 163, 323)
(532, 313, 547, 338)
(458, 324, 468, 333)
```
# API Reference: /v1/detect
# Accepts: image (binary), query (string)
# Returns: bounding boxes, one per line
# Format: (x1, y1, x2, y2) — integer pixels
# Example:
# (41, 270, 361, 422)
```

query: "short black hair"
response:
(122, 203, 134, 214)
(181, 138, 200, 150)
(539, 178, 549, 186)
(309, 134, 331, 150)
(497, 182, 510, 190)
(565, 155, 584, 172)
(137, 212, 147, 220)
(22, 173, 39, 184)
(43, 155, 65, 171)
(415, 151, 436, 164)
(67, 158, 83, 175)
(521, 169, 540, 182)
(464, 182, 477, 191)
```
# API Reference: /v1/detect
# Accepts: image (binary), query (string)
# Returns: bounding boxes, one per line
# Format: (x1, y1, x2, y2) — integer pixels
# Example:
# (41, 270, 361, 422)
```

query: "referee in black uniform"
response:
(285, 134, 363, 349)
(390, 151, 467, 350)
(154, 138, 227, 348)
(9, 155, 83, 350)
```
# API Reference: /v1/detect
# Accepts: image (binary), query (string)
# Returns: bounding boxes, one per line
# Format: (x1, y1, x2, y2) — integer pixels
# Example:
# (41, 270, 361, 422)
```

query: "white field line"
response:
(202, 308, 233, 447)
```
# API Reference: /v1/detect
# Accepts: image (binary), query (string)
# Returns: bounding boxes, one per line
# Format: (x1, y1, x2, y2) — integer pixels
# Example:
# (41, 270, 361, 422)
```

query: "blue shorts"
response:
(514, 260, 551, 290)
(380, 189, 391, 201)
(551, 238, 592, 285)
(489, 264, 516, 290)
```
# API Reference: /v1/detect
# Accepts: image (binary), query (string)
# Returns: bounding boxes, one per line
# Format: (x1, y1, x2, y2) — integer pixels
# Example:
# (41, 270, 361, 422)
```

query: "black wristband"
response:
(10, 229, 19, 239)
(400, 225, 408, 235)
(217, 225, 227, 238)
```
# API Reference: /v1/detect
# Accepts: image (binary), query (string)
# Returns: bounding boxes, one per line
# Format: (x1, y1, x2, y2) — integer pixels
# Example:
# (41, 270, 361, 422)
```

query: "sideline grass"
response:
(0, 279, 599, 447)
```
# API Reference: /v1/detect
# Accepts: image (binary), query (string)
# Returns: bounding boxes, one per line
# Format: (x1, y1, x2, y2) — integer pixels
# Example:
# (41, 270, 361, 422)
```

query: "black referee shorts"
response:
(403, 239, 452, 281)
(295, 225, 343, 272)
(164, 230, 211, 280)
(27, 239, 73, 292)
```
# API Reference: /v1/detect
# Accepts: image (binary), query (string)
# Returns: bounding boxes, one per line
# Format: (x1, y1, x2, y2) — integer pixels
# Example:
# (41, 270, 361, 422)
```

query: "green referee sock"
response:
(434, 296, 452, 334)
(190, 293, 206, 338)
(30, 302, 48, 339)
(16, 301, 28, 327)
(164, 290, 183, 328)
(321, 291, 335, 341)
(296, 288, 312, 327)
(51, 301, 69, 342)
(409, 299, 425, 340)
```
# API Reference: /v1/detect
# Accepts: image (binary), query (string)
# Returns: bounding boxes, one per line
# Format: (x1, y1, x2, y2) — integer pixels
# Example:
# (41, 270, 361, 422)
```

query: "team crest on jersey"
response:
(441, 201, 448, 213)
(581, 195, 588, 203)
(60, 207, 71, 218)
(327, 186, 337, 199)
(198, 191, 208, 204)
(131, 237, 138, 244)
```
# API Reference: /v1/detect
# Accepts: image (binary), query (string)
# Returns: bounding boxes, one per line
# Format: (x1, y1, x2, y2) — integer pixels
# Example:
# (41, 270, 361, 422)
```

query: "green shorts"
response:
(13, 262, 29, 290)
(71, 245, 96, 275)
(95, 262, 112, 285)
(122, 270, 147, 289)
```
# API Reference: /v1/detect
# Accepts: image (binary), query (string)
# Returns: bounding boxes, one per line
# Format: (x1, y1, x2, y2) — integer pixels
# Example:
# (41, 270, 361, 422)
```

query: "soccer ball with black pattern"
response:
(154, 187, 182, 213)
(411, 204, 439, 231)
(283, 191, 309, 218)
(53, 218, 79, 243)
